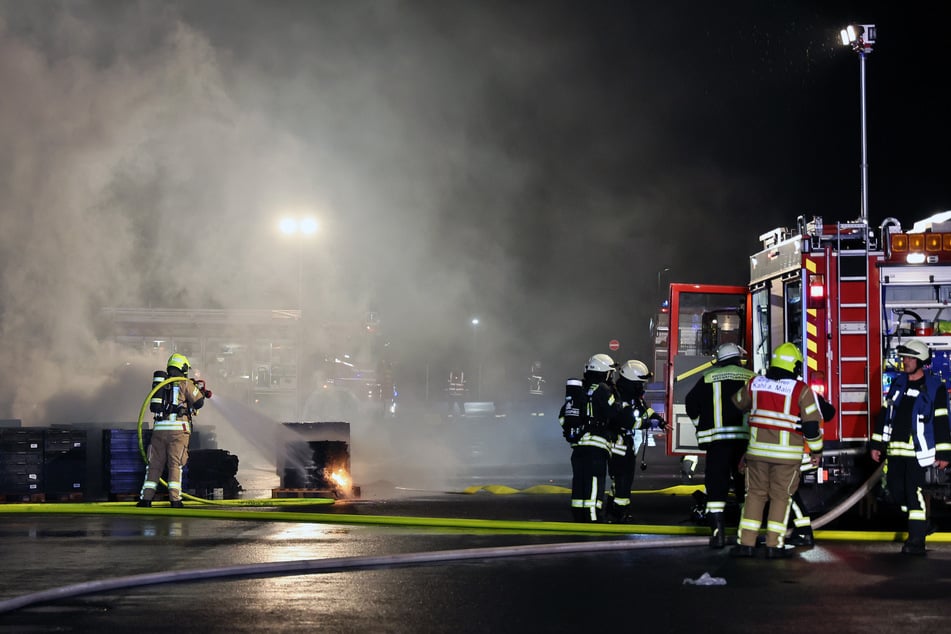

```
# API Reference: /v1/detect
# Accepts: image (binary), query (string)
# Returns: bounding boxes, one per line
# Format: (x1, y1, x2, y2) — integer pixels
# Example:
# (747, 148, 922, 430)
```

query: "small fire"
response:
(329, 469, 352, 492)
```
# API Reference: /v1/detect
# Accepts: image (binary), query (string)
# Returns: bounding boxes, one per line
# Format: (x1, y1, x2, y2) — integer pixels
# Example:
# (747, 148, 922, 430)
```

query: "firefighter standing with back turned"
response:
(559, 353, 623, 523)
(730, 342, 823, 558)
(606, 359, 666, 523)
(871, 339, 951, 555)
(684, 343, 756, 548)
(137, 353, 206, 508)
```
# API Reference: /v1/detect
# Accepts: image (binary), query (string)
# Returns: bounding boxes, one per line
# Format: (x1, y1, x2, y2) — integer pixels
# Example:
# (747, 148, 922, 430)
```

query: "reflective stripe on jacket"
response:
(873, 372, 951, 466)
(684, 364, 756, 445)
(734, 375, 823, 464)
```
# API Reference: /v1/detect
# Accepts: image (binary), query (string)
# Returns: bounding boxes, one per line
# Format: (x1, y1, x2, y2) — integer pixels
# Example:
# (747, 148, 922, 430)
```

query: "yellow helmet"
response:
(770, 342, 802, 373)
(167, 353, 190, 376)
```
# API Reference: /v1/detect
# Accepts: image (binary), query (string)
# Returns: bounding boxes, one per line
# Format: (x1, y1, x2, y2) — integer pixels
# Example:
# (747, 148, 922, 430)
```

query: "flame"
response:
(329, 469, 351, 491)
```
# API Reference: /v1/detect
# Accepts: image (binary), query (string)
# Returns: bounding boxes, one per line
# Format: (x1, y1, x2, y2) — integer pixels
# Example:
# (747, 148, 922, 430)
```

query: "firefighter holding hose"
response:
(137, 353, 208, 508)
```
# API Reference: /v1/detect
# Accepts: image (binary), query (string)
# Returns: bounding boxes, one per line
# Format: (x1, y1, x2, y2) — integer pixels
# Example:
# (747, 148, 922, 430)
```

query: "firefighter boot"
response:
(170, 500, 185, 509)
(708, 513, 726, 549)
(787, 526, 815, 547)
(136, 499, 151, 508)
(901, 520, 927, 556)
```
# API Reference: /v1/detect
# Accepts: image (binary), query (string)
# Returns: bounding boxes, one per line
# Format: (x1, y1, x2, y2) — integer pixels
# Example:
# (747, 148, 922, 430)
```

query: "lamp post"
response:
(840, 24, 876, 223)
(471, 317, 481, 399)
(279, 215, 319, 421)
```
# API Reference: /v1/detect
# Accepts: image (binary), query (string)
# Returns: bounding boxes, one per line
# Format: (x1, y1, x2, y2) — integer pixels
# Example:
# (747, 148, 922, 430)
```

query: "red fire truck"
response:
(665, 212, 951, 504)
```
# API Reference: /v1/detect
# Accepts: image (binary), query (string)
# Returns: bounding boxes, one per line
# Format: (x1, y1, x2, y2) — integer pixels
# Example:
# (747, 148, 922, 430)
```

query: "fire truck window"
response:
(675, 292, 746, 358)
(785, 281, 803, 347)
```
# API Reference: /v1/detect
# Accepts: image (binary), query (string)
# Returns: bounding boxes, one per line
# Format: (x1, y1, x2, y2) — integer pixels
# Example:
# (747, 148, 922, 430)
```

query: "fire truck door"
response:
(666, 284, 752, 454)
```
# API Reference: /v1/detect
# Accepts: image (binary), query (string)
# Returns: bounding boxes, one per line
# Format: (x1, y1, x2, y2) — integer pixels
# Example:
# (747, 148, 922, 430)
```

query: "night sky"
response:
(1, 1, 949, 421)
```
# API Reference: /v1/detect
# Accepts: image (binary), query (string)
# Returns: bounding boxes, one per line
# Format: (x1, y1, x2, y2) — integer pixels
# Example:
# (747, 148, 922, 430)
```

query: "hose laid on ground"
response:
(810, 462, 885, 530)
(0, 536, 708, 614)
(136, 377, 335, 508)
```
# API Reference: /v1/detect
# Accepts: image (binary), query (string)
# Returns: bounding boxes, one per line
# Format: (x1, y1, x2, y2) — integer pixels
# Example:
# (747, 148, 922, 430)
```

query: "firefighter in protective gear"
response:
(606, 360, 665, 523)
(137, 353, 205, 508)
(559, 353, 624, 522)
(871, 339, 951, 555)
(729, 342, 823, 558)
(684, 342, 756, 548)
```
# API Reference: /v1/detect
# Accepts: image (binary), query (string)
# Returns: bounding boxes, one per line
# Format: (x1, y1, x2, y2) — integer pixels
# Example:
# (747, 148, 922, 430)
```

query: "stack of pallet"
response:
(0, 428, 45, 501)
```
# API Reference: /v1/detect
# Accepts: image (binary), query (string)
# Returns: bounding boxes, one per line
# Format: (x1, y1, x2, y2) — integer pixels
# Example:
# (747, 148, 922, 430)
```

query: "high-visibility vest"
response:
(746, 376, 822, 463)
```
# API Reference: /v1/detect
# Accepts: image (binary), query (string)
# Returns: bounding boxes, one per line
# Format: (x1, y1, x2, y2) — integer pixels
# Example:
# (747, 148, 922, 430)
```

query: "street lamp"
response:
(279, 216, 319, 311)
(839, 23, 876, 223)
(278, 215, 319, 422)
(471, 317, 481, 399)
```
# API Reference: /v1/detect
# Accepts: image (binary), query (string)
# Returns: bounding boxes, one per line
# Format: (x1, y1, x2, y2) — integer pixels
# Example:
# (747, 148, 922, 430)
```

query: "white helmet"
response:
(715, 343, 746, 364)
(618, 359, 651, 382)
(585, 353, 616, 373)
(897, 339, 930, 362)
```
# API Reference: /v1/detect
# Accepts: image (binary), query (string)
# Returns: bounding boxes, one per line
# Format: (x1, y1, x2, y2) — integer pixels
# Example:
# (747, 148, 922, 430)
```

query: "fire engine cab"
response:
(665, 211, 951, 505)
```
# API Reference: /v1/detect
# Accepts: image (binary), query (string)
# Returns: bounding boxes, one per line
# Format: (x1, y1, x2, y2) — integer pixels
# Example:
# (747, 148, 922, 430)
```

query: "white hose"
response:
(810, 462, 884, 530)
(0, 537, 708, 613)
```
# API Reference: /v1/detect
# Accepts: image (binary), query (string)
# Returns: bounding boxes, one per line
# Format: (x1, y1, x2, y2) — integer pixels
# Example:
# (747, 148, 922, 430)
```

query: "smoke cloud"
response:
(1, 2, 946, 492)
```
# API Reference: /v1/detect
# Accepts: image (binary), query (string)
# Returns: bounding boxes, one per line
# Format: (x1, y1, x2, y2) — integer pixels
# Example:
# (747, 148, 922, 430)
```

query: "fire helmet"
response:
(167, 353, 190, 376)
(770, 342, 803, 373)
(896, 339, 930, 363)
(585, 353, 616, 373)
(618, 360, 652, 382)
(715, 342, 746, 364)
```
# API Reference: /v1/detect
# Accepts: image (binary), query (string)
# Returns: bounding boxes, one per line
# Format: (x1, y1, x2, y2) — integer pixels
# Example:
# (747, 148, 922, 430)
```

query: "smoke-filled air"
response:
(0, 2, 944, 492)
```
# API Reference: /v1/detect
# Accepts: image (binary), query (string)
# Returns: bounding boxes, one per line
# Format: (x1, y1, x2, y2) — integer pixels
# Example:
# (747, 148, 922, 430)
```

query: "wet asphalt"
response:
(2, 448, 951, 632)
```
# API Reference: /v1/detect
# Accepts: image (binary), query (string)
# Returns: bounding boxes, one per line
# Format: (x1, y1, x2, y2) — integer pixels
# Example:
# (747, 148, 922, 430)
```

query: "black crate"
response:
(0, 429, 44, 451)
(44, 429, 87, 453)
(45, 449, 86, 494)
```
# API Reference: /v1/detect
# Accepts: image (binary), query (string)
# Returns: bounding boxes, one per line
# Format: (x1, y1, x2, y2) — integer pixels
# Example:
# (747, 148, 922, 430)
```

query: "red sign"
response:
(608, 339, 620, 351)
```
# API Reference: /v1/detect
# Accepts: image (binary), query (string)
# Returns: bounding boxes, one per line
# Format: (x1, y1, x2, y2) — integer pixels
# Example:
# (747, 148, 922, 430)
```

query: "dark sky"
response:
(1, 1, 949, 420)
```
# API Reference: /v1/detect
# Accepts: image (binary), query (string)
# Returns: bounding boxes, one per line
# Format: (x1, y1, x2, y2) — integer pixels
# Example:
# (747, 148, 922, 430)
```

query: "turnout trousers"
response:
(141, 430, 190, 502)
(738, 458, 799, 548)
(571, 445, 608, 522)
(703, 439, 747, 514)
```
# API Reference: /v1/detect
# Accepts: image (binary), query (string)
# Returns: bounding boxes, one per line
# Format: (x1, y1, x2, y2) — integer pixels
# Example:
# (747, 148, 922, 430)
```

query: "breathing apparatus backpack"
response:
(150, 370, 169, 415)
(561, 378, 588, 443)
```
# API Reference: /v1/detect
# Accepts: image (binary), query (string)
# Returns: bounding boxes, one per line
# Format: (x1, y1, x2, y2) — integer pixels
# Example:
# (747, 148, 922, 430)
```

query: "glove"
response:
(177, 405, 189, 417)
(563, 426, 583, 443)
(650, 414, 667, 430)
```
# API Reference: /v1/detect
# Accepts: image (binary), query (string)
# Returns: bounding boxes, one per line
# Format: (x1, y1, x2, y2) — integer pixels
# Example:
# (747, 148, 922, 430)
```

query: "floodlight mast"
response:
(839, 24, 876, 223)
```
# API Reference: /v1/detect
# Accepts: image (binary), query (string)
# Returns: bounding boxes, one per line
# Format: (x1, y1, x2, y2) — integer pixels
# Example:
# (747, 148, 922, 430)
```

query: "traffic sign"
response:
(608, 339, 620, 351)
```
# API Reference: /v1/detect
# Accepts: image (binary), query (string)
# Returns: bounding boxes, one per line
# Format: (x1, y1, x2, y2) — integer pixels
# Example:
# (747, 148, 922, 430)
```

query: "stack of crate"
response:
(43, 429, 87, 500)
(103, 429, 151, 500)
(0, 428, 45, 501)
(185, 449, 241, 499)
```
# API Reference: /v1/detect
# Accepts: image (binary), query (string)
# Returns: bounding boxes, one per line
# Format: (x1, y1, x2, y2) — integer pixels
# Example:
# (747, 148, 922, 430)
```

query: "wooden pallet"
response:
(271, 488, 338, 499)
(1, 493, 45, 503)
(271, 486, 361, 499)
(44, 492, 85, 502)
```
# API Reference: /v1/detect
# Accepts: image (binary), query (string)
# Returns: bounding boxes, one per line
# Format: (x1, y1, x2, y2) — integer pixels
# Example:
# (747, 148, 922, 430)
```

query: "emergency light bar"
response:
(887, 232, 951, 264)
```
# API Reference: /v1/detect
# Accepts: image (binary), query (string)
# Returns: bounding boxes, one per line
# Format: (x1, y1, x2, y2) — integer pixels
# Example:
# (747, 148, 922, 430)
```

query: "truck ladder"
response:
(835, 222, 873, 441)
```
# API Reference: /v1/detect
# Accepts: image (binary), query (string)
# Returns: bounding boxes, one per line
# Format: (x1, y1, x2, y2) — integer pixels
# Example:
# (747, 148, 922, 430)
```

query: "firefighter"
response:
(559, 353, 623, 523)
(137, 353, 206, 508)
(605, 359, 665, 523)
(684, 342, 756, 549)
(729, 342, 823, 558)
(871, 339, 951, 556)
